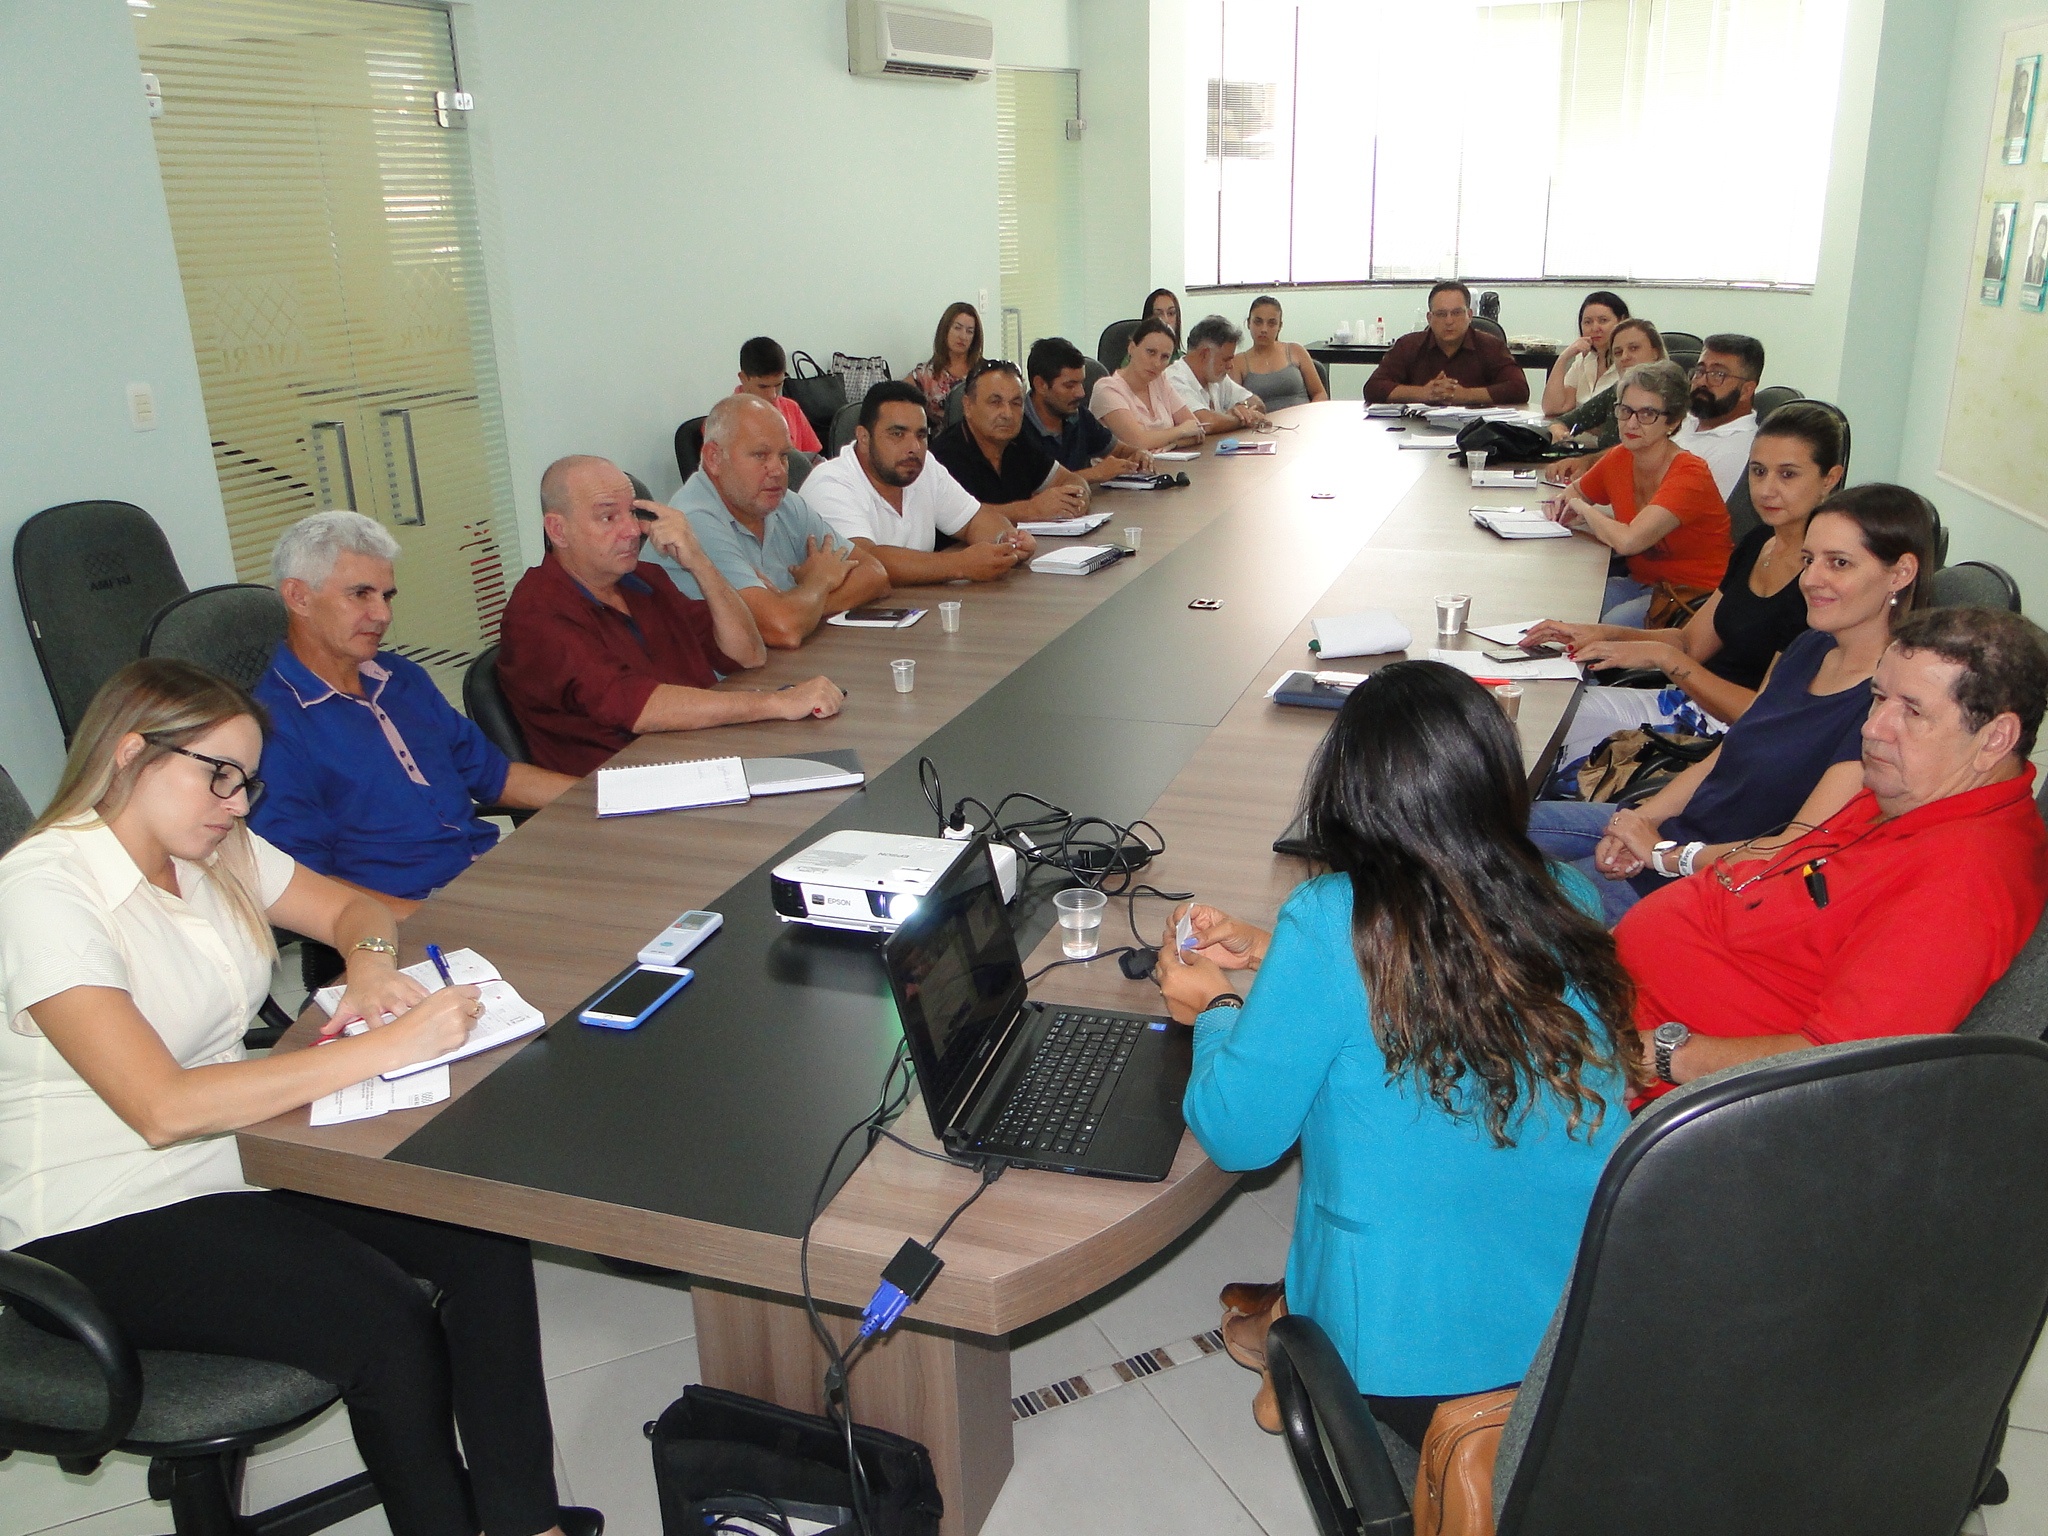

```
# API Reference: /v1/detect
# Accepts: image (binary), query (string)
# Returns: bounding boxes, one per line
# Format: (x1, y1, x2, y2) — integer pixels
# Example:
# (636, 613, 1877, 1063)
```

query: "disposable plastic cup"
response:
(1055, 888, 1108, 959)
(1435, 593, 1472, 639)
(939, 601, 962, 633)
(1494, 683, 1524, 721)
(1123, 526, 1143, 553)
(1468, 449, 1490, 481)
(890, 658, 915, 694)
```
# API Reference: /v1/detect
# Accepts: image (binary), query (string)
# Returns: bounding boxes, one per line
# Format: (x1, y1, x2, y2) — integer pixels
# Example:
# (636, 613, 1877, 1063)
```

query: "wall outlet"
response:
(977, 287, 989, 315)
(126, 383, 158, 432)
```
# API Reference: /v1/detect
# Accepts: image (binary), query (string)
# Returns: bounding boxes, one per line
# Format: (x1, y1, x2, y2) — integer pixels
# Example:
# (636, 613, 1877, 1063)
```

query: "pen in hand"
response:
(426, 943, 455, 987)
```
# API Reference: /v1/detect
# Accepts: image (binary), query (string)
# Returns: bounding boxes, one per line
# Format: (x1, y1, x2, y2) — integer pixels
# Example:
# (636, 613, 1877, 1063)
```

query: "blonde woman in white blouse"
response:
(0, 659, 596, 1536)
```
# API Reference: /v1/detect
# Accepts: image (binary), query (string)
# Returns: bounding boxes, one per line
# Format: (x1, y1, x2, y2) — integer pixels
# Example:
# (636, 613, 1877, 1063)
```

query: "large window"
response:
(1183, 0, 1850, 290)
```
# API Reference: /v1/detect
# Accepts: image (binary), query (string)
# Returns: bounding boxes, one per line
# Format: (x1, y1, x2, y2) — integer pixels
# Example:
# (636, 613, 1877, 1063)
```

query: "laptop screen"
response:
(883, 840, 1028, 1135)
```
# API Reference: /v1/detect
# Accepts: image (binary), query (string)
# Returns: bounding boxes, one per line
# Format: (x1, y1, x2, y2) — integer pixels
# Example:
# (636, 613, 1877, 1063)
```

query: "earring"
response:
(1889, 593, 1899, 608)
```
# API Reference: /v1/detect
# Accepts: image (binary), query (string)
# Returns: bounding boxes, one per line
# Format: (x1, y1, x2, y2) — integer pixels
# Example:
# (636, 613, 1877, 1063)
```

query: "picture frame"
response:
(1984, 200, 2020, 305)
(2005, 53, 2041, 164)
(2022, 202, 2048, 311)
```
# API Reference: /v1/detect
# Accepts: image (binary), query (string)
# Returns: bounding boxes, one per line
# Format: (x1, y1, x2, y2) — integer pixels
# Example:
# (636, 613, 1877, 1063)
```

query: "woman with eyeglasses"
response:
(0, 659, 597, 1536)
(905, 301, 985, 433)
(1092, 317, 1207, 452)
(1544, 359, 1731, 625)
(1526, 485, 1933, 925)
(1540, 290, 1630, 417)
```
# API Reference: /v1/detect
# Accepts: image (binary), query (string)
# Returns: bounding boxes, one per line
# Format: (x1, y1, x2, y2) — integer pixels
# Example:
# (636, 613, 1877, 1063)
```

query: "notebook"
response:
(1016, 511, 1112, 536)
(310, 948, 549, 1083)
(825, 606, 925, 629)
(594, 752, 866, 816)
(1307, 609, 1412, 659)
(1469, 507, 1572, 540)
(1028, 544, 1125, 576)
(1267, 669, 1366, 710)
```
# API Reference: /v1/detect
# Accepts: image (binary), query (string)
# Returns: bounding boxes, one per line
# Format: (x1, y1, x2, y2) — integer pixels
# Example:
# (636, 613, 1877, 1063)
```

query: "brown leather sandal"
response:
(1218, 1279, 1287, 1433)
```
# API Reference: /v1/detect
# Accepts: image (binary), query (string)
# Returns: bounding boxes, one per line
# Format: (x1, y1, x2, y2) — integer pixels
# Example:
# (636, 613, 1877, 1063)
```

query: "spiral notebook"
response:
(596, 751, 865, 817)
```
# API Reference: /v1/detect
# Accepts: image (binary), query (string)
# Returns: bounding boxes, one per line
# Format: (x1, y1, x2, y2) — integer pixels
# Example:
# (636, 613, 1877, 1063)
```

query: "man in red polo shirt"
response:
(1620, 606, 2048, 1096)
(496, 455, 844, 777)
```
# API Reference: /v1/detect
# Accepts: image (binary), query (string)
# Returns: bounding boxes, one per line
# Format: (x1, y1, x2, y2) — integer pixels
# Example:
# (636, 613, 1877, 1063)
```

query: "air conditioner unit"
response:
(847, 0, 994, 83)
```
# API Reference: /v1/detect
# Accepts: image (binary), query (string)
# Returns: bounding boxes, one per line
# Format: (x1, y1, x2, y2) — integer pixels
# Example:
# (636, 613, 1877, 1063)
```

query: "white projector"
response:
(769, 830, 1018, 934)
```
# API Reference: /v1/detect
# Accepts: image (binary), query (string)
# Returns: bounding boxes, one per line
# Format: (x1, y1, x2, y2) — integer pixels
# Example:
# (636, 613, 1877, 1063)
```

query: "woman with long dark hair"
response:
(904, 301, 984, 431)
(1155, 662, 1640, 1449)
(1142, 286, 1183, 356)
(1541, 289, 1630, 416)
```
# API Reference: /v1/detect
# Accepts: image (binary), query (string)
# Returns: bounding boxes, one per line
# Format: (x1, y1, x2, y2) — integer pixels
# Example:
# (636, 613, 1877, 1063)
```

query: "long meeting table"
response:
(238, 402, 1609, 1535)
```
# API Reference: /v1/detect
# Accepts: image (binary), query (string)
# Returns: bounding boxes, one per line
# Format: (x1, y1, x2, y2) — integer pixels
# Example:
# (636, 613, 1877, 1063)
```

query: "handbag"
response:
(783, 350, 848, 443)
(831, 350, 893, 402)
(1644, 580, 1715, 629)
(1412, 1387, 1517, 1536)
(1573, 724, 1718, 807)
(1453, 419, 1576, 464)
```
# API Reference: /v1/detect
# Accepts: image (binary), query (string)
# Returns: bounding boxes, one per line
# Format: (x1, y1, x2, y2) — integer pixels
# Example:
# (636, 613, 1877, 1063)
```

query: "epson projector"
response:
(770, 830, 1018, 934)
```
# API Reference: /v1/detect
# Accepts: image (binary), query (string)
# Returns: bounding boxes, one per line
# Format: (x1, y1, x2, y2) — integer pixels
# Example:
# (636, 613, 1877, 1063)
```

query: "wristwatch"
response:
(1653, 1021, 1691, 1084)
(351, 936, 398, 960)
(1650, 840, 1680, 877)
(1205, 993, 1245, 1013)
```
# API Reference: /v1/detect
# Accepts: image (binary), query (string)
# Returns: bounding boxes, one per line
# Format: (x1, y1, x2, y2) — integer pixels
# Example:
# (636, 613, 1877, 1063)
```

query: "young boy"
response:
(735, 336, 823, 454)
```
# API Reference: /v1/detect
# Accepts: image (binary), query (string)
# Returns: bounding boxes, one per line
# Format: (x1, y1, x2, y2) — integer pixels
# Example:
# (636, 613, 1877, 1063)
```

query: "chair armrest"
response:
(0, 1247, 143, 1464)
(1584, 668, 1665, 690)
(243, 995, 296, 1052)
(477, 803, 536, 828)
(1266, 1314, 1413, 1536)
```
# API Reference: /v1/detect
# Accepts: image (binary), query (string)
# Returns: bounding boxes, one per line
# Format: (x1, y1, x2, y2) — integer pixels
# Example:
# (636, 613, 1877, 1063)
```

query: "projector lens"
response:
(890, 894, 920, 920)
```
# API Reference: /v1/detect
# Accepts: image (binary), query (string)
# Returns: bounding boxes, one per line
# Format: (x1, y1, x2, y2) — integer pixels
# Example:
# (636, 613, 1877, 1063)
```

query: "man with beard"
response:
(1673, 334, 1764, 500)
(804, 380, 1039, 585)
(1020, 336, 1152, 482)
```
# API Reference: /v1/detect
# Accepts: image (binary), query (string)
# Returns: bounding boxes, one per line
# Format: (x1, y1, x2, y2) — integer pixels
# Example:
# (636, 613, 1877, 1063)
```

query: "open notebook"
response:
(310, 946, 548, 1085)
(596, 750, 865, 817)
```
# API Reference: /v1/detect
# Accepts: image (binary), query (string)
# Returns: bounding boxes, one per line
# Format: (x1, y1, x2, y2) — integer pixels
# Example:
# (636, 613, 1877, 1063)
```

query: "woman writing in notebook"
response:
(1152, 662, 1640, 1451)
(0, 660, 597, 1536)
(1092, 318, 1208, 452)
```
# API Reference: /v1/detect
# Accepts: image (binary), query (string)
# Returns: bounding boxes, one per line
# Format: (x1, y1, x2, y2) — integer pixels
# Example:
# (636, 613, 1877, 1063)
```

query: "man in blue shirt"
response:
(1021, 336, 1150, 483)
(253, 511, 577, 919)
(658, 395, 890, 648)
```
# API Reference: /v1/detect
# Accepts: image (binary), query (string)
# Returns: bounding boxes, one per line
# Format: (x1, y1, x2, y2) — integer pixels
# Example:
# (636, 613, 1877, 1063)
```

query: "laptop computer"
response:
(881, 841, 1192, 1181)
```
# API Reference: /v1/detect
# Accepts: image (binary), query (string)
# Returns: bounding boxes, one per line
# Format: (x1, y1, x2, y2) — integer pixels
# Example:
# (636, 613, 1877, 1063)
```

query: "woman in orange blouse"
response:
(1546, 360, 1731, 624)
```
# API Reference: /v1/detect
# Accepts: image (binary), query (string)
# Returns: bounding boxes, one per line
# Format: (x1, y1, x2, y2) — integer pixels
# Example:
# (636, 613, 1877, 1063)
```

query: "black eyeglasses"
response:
(1612, 403, 1675, 424)
(148, 740, 265, 808)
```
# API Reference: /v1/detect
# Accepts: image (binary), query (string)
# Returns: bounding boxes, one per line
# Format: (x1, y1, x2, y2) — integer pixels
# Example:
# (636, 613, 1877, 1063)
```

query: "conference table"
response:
(238, 402, 1607, 1536)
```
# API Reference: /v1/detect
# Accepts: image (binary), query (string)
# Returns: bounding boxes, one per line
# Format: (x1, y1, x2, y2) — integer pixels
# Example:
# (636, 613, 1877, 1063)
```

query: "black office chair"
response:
(1096, 318, 1141, 371)
(141, 584, 290, 694)
(1469, 315, 1507, 342)
(1957, 780, 2048, 1042)
(1661, 330, 1705, 373)
(1905, 484, 1951, 571)
(1311, 357, 1331, 397)
(0, 1244, 382, 1535)
(1752, 383, 1804, 422)
(14, 501, 190, 742)
(674, 416, 707, 483)
(462, 645, 537, 831)
(1266, 1033, 2048, 1536)
(826, 401, 863, 458)
(786, 450, 816, 492)
(1722, 473, 1762, 546)
(941, 379, 967, 431)
(0, 764, 32, 853)
(1082, 357, 1109, 394)
(1930, 560, 2022, 612)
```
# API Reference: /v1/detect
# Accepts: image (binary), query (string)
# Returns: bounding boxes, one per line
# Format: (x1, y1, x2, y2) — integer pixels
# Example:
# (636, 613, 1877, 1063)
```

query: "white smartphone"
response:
(578, 964, 694, 1030)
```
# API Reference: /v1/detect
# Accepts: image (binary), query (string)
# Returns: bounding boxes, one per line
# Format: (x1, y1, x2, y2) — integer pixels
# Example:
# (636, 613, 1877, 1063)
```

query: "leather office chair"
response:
(1082, 357, 1109, 394)
(462, 645, 536, 830)
(1956, 778, 2048, 1042)
(826, 401, 863, 458)
(1469, 315, 1507, 342)
(1311, 357, 1331, 396)
(1661, 330, 1705, 373)
(1266, 1033, 2048, 1536)
(1752, 383, 1803, 422)
(142, 584, 290, 693)
(941, 379, 967, 431)
(0, 1244, 382, 1536)
(1722, 473, 1761, 546)
(674, 416, 708, 483)
(0, 764, 32, 853)
(1096, 318, 1141, 371)
(1930, 560, 2022, 613)
(14, 500, 190, 742)
(786, 450, 816, 492)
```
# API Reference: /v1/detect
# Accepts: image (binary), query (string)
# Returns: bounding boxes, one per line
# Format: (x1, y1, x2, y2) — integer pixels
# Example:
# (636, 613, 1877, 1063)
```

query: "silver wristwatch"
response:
(1654, 1021, 1691, 1084)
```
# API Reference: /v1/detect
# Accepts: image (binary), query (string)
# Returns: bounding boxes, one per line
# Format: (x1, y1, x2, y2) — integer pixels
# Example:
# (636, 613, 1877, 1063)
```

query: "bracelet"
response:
(351, 936, 397, 960)
(1204, 993, 1245, 1013)
(1677, 841, 1706, 878)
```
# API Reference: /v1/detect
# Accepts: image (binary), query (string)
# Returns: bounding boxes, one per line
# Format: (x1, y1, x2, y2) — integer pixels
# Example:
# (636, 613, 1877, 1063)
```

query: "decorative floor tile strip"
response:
(1010, 1329, 1225, 1421)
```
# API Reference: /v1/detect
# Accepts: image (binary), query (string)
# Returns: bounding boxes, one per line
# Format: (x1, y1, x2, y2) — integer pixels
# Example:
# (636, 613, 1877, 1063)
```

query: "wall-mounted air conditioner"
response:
(847, 0, 994, 83)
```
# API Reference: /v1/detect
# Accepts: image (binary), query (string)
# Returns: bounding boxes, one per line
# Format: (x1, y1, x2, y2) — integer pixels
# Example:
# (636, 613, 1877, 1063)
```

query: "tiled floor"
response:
(9, 1157, 2048, 1536)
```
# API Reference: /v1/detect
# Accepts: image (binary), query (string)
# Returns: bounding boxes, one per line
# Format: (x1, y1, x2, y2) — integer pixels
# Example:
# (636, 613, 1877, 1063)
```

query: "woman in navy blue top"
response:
(1154, 662, 1640, 1448)
(1528, 484, 1936, 923)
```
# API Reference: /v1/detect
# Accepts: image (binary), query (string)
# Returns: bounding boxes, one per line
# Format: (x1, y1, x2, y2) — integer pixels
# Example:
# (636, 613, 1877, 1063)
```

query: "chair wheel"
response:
(1978, 1467, 2010, 1506)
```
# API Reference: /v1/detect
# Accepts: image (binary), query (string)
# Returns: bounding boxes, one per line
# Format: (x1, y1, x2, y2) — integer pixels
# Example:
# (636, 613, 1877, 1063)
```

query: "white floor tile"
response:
(2010, 1327, 2048, 1432)
(1078, 1189, 1291, 1359)
(1987, 1425, 2048, 1536)
(239, 1437, 389, 1536)
(1008, 1305, 1119, 1395)
(981, 1366, 1266, 1536)
(546, 1336, 701, 1533)
(1237, 1155, 1301, 1235)
(9, 1502, 180, 1536)
(531, 1244, 696, 1378)
(1143, 1351, 1319, 1536)
(246, 1400, 354, 1466)
(0, 1451, 153, 1536)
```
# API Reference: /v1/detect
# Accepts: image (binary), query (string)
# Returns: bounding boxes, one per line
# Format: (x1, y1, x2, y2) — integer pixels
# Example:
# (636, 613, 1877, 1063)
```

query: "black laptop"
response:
(881, 842, 1192, 1181)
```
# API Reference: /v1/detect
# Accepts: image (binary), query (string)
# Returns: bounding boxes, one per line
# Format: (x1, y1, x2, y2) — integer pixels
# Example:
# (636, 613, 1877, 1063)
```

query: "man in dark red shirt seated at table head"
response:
(1619, 605, 2048, 1097)
(1363, 280, 1531, 408)
(495, 454, 844, 778)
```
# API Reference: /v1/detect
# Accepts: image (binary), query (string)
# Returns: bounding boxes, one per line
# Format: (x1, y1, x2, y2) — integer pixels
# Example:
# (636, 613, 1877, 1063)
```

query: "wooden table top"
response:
(238, 403, 1606, 1337)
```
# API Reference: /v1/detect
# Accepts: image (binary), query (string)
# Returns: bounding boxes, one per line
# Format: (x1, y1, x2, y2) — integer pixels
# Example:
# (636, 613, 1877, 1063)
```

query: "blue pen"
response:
(425, 943, 455, 987)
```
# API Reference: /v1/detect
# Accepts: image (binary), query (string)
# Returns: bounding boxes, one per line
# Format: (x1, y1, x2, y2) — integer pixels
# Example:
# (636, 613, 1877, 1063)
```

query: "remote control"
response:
(638, 910, 723, 967)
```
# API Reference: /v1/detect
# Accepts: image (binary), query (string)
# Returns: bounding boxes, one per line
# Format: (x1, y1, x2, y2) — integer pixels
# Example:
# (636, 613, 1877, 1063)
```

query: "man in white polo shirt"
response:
(1165, 314, 1265, 434)
(804, 380, 1039, 586)
(1672, 333, 1763, 500)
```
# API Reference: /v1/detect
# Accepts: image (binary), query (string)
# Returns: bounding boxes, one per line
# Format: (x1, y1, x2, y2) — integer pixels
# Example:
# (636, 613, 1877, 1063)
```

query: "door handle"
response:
(379, 408, 426, 525)
(309, 420, 358, 511)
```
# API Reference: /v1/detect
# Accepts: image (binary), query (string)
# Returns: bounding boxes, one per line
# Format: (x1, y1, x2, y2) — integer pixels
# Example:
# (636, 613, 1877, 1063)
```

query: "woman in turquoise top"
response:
(1154, 661, 1641, 1443)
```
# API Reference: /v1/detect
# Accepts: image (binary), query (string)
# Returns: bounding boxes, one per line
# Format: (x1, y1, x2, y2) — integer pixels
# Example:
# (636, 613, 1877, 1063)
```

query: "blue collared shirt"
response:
(251, 644, 510, 901)
(655, 471, 853, 599)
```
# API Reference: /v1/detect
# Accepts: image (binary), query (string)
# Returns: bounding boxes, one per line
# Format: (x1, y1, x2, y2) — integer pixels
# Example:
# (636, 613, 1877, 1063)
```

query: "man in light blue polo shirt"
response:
(659, 395, 890, 648)
(251, 512, 576, 926)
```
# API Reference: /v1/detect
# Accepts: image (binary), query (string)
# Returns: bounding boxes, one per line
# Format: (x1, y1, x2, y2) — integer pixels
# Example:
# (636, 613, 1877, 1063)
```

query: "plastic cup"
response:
(1054, 888, 1108, 959)
(1435, 593, 1472, 639)
(1468, 449, 1489, 481)
(1494, 683, 1524, 722)
(1123, 526, 1143, 553)
(939, 601, 962, 633)
(890, 658, 915, 694)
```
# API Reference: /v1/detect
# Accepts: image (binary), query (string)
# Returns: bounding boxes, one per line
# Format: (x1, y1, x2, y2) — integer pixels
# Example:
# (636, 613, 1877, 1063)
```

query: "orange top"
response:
(1576, 446, 1730, 590)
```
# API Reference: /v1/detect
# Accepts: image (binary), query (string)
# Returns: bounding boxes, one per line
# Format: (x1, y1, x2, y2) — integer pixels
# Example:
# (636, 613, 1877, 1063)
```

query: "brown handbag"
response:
(1411, 1387, 1518, 1536)
(1644, 580, 1714, 629)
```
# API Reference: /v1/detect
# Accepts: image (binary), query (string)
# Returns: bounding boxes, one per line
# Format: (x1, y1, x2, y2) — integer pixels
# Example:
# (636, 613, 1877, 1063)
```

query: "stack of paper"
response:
(1470, 507, 1572, 540)
(1470, 468, 1540, 488)
(598, 756, 750, 816)
(1017, 511, 1112, 536)
(1397, 435, 1461, 451)
(1429, 647, 1581, 681)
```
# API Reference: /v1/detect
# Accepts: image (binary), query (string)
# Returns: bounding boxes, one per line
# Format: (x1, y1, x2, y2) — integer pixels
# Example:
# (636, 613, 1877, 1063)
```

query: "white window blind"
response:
(1185, 0, 1849, 290)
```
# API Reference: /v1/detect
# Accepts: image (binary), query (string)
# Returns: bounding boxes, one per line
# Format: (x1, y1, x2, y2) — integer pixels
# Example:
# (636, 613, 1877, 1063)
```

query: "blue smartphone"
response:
(578, 964, 693, 1030)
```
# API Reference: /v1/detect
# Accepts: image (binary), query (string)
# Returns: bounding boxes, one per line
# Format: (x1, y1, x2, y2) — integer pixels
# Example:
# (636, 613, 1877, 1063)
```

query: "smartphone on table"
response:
(579, 965, 694, 1030)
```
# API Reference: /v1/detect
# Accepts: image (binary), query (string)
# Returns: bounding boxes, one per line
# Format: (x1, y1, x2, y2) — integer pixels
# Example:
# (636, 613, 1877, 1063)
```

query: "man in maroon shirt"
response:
(1364, 281, 1531, 407)
(496, 455, 845, 777)
(1618, 607, 2048, 1097)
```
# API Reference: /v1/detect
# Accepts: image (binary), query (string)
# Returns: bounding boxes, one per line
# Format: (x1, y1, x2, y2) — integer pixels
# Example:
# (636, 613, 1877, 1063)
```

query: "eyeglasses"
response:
(1689, 364, 1753, 387)
(149, 740, 265, 808)
(1612, 404, 1674, 424)
(1428, 307, 1469, 321)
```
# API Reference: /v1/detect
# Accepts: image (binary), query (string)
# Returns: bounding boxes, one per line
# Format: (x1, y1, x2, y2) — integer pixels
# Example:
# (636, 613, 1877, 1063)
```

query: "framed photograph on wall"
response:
(1984, 200, 2020, 304)
(2022, 203, 2048, 310)
(2006, 54, 2041, 163)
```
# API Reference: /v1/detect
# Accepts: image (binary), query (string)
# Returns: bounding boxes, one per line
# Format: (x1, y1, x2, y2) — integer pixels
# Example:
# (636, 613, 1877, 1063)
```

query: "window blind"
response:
(996, 69, 1085, 359)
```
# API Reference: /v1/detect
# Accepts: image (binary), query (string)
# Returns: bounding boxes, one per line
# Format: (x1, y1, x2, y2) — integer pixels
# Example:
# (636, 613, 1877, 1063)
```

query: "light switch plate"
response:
(126, 383, 159, 432)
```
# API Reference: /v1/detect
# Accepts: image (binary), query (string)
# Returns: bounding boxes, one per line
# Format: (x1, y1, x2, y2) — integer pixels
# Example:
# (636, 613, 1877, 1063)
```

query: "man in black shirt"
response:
(1020, 337, 1152, 483)
(930, 359, 1092, 523)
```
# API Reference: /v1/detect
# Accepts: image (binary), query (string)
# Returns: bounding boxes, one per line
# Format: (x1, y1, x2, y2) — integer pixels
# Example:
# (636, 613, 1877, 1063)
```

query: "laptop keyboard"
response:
(987, 1012, 1145, 1159)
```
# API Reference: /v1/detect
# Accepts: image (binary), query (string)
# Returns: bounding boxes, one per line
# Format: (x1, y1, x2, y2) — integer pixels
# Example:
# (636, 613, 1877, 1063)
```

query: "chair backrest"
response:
(1661, 330, 1705, 372)
(1752, 383, 1803, 422)
(826, 401, 863, 458)
(941, 378, 967, 431)
(1311, 357, 1331, 396)
(1096, 318, 1141, 371)
(786, 450, 815, 492)
(1494, 1036, 2048, 1536)
(1722, 473, 1761, 547)
(1801, 397, 1853, 479)
(1082, 356, 1109, 393)
(674, 416, 707, 483)
(1929, 559, 2022, 613)
(626, 472, 653, 505)
(140, 584, 289, 694)
(462, 645, 529, 764)
(0, 765, 32, 854)
(13, 501, 190, 742)
(1470, 315, 1506, 341)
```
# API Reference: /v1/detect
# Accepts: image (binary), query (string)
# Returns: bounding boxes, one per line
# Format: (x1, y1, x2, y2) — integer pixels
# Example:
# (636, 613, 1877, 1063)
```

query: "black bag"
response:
(784, 351, 848, 444)
(1453, 418, 1573, 464)
(648, 1385, 943, 1536)
(1570, 724, 1719, 808)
